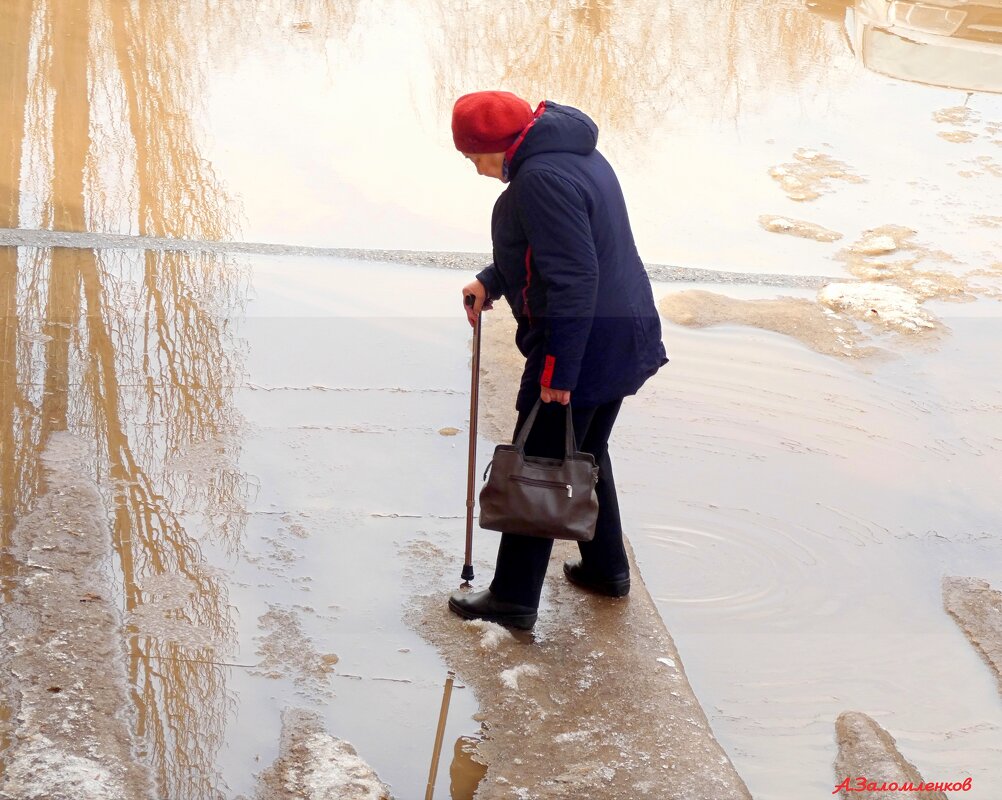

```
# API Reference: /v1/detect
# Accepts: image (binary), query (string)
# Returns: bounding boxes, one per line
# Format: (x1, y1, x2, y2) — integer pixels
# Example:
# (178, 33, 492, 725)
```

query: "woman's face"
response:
(463, 152, 505, 180)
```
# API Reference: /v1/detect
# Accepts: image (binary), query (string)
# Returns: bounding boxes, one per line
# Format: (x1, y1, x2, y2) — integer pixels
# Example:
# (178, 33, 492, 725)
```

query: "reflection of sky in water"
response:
(195, 0, 1002, 278)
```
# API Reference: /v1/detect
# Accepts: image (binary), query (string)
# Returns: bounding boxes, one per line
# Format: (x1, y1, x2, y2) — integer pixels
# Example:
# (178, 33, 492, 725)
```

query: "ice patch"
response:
(934, 106, 977, 126)
(769, 148, 865, 201)
(938, 130, 978, 144)
(818, 283, 935, 331)
(500, 664, 541, 691)
(960, 155, 1002, 179)
(464, 618, 513, 650)
(252, 607, 339, 698)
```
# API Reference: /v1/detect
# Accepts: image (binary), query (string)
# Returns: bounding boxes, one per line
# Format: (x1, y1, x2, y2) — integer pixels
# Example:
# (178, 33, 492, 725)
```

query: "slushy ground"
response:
(2, 245, 1000, 798)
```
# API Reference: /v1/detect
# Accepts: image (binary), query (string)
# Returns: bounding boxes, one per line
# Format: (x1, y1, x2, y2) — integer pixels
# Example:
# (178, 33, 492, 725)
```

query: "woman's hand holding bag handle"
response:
(478, 399, 600, 541)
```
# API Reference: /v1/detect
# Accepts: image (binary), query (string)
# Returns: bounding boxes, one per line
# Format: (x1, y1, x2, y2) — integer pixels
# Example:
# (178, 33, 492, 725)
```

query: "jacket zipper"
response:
(510, 474, 573, 498)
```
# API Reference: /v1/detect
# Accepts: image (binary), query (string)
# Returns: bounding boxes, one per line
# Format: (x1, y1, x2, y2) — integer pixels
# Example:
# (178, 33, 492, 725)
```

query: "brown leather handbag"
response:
(478, 400, 600, 541)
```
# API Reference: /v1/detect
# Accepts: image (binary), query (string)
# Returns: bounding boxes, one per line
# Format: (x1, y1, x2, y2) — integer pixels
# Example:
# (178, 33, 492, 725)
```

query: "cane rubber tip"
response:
(461, 565, 475, 582)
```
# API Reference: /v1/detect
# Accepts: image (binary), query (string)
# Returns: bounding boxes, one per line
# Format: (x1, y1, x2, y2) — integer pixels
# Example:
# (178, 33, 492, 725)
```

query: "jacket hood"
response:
(506, 102, 598, 179)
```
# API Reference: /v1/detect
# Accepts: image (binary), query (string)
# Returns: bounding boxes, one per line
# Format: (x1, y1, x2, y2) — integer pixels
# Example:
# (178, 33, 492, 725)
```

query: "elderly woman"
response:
(450, 91, 667, 630)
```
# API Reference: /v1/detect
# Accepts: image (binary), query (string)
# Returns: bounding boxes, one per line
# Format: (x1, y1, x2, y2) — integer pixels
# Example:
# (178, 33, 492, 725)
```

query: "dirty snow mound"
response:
(254, 709, 392, 800)
(851, 235, 897, 255)
(818, 283, 934, 331)
(834, 712, 946, 800)
(943, 577, 1002, 696)
(758, 215, 842, 242)
(295, 732, 390, 800)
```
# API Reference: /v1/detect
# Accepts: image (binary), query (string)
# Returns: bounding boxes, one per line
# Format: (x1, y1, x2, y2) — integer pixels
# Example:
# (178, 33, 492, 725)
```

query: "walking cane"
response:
(462, 294, 481, 586)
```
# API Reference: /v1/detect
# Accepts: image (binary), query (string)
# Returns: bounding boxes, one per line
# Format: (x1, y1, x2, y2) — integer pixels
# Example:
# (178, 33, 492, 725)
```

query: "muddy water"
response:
(621, 293, 1002, 797)
(0, 244, 488, 798)
(2, 0, 1002, 799)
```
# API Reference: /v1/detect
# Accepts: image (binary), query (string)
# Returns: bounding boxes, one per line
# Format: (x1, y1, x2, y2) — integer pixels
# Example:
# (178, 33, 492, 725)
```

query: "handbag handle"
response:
(512, 398, 578, 459)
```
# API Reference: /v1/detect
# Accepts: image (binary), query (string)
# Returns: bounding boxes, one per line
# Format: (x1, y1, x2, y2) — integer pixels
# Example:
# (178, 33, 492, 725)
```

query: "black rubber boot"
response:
(448, 589, 538, 630)
(563, 558, 630, 598)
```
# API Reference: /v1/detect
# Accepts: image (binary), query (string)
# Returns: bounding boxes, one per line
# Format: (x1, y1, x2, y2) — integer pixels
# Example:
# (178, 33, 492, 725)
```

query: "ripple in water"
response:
(644, 507, 821, 622)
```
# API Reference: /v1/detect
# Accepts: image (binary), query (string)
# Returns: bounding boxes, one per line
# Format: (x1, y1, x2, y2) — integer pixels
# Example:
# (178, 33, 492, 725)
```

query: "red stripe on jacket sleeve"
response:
(541, 355, 556, 388)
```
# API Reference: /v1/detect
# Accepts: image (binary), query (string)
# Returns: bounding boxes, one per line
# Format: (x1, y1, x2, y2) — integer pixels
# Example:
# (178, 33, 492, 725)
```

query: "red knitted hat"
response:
(452, 91, 534, 154)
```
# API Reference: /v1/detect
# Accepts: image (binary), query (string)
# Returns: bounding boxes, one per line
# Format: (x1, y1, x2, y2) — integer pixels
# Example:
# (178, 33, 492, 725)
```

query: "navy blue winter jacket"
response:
(475, 101, 668, 411)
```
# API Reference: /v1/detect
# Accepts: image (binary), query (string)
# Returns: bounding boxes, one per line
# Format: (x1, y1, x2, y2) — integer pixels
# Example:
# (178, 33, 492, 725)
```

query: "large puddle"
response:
(2, 0, 1002, 798)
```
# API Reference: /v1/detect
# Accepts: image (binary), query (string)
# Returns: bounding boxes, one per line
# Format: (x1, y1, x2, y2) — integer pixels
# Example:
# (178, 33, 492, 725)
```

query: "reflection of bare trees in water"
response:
(427, 0, 671, 133)
(0, 0, 35, 555)
(257, 0, 361, 46)
(185, 0, 362, 92)
(0, 0, 34, 762)
(79, 244, 240, 799)
(429, 0, 844, 135)
(0, 0, 329, 795)
(709, 1, 848, 117)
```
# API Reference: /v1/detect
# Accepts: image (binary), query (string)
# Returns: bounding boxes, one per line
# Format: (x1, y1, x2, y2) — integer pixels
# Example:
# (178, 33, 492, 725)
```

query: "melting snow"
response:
(852, 235, 898, 255)
(500, 664, 541, 691)
(464, 618, 513, 650)
(1, 736, 124, 800)
(294, 732, 391, 800)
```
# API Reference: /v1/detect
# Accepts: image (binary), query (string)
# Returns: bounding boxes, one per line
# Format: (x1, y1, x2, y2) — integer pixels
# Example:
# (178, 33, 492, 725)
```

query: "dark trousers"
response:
(489, 398, 627, 609)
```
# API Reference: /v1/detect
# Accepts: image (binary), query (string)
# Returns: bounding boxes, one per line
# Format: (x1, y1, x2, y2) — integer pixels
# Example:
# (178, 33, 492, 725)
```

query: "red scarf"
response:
(502, 101, 547, 183)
